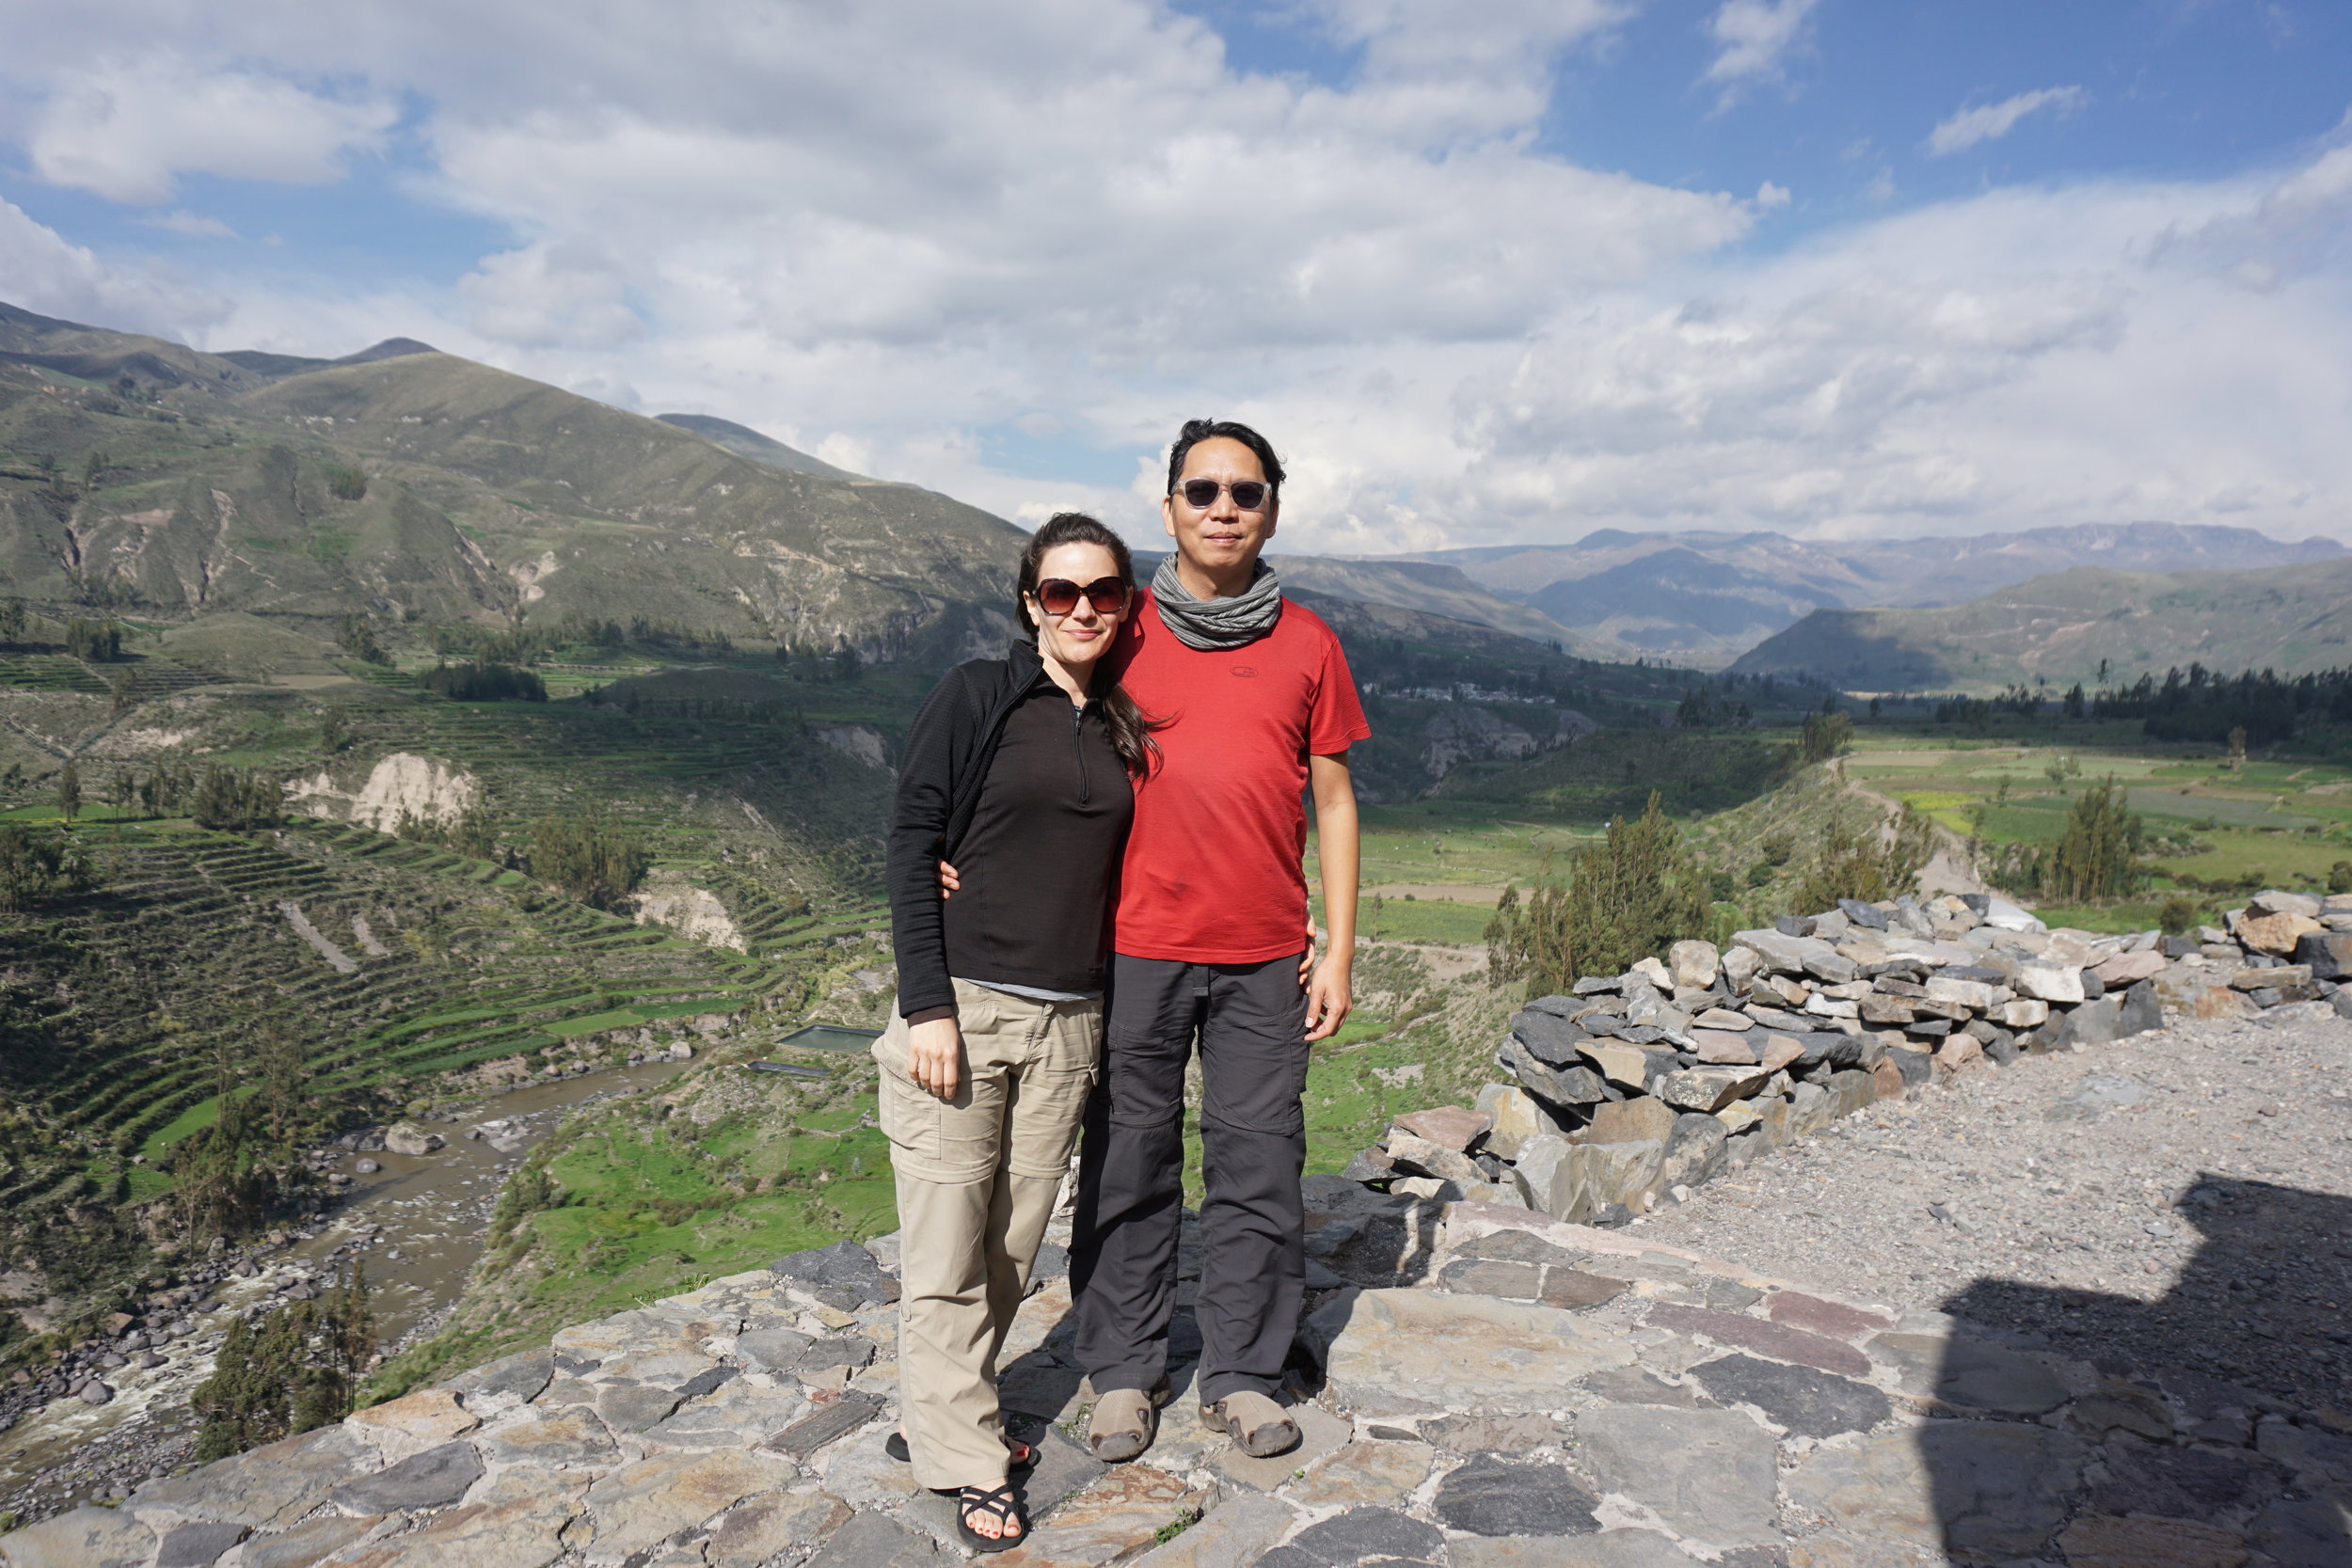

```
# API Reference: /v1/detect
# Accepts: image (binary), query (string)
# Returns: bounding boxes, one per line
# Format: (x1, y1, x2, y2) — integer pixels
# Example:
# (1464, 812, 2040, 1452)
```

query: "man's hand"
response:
(1299, 913, 1317, 984)
(906, 1010, 963, 1099)
(1303, 952, 1351, 1042)
(937, 860, 961, 899)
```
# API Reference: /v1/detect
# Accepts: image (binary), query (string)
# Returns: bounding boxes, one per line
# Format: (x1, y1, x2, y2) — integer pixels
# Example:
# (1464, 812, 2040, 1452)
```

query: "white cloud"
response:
(1703, 0, 1820, 93)
(141, 210, 239, 239)
(0, 3, 2346, 561)
(0, 197, 228, 336)
(1926, 86, 2086, 157)
(27, 58, 396, 204)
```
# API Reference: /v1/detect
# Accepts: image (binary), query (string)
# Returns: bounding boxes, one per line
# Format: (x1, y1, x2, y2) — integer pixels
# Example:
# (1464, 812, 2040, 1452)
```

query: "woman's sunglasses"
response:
(1032, 576, 1131, 617)
(1174, 478, 1272, 512)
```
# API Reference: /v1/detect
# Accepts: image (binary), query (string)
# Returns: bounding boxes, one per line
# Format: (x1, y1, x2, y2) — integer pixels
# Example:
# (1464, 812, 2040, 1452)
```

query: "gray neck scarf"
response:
(1152, 555, 1283, 650)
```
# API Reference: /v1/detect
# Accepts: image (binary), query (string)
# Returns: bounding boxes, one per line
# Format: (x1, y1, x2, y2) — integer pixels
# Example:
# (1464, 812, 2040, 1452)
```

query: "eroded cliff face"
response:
(628, 871, 748, 952)
(285, 752, 483, 832)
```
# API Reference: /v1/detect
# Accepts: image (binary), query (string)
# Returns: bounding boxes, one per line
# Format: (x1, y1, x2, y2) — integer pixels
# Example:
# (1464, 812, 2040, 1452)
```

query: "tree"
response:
(1790, 804, 1936, 914)
(0, 600, 25, 645)
(1485, 794, 1709, 993)
(1799, 710, 1852, 765)
(192, 764, 282, 831)
(55, 760, 81, 827)
(2026, 778, 2146, 903)
(0, 825, 93, 911)
(529, 810, 648, 910)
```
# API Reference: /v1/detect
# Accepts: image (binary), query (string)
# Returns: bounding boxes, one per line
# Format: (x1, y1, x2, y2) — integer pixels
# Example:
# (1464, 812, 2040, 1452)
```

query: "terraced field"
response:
(0, 654, 906, 1337)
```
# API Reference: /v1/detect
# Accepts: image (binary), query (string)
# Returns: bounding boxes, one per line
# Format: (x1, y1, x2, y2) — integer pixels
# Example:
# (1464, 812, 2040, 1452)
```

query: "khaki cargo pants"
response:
(874, 979, 1100, 1489)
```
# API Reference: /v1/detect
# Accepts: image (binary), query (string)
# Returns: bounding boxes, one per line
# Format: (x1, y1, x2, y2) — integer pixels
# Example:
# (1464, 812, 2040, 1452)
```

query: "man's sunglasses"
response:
(1174, 478, 1272, 512)
(1032, 576, 1131, 617)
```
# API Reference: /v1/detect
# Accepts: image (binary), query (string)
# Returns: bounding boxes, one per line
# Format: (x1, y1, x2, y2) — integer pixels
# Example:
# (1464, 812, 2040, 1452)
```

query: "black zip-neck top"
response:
(936, 681, 1134, 998)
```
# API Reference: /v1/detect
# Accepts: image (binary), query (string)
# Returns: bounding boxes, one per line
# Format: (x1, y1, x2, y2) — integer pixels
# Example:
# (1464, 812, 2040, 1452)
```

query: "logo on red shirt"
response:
(1229, 665, 1258, 678)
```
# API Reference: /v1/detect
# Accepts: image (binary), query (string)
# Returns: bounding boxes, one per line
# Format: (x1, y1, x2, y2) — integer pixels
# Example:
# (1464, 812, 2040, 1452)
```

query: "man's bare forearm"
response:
(1310, 753, 1359, 963)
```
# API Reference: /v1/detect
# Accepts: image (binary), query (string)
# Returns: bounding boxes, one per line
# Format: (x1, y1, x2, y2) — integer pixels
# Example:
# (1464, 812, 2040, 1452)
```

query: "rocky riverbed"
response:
(0, 1058, 691, 1527)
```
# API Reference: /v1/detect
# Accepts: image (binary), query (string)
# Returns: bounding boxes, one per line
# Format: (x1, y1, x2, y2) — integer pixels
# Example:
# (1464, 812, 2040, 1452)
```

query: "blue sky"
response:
(1, 1, 2347, 551)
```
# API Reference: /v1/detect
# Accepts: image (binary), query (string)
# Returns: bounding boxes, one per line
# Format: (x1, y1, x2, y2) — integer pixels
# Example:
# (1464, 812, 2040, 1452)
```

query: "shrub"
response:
(325, 464, 369, 501)
(1485, 793, 1709, 992)
(1790, 803, 1936, 913)
(2158, 895, 2201, 934)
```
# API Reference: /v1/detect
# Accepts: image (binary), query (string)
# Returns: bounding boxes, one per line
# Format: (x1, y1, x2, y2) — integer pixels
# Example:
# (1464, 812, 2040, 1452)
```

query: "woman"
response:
(879, 512, 1156, 1551)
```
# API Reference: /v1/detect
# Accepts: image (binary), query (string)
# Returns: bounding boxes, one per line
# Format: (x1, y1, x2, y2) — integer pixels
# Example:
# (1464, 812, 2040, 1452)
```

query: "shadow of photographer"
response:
(1911, 1174, 2352, 1564)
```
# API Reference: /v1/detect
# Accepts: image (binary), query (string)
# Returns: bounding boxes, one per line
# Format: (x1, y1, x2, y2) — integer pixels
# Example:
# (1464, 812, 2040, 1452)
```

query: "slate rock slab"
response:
(1285, 1507, 1446, 1565)
(1686, 1354, 1890, 1439)
(1786, 1422, 2085, 1560)
(1434, 1454, 1603, 1537)
(476, 1406, 622, 1468)
(736, 1325, 818, 1370)
(772, 1239, 900, 1308)
(1579, 1405, 1779, 1548)
(327, 1439, 484, 1514)
(1645, 1302, 1868, 1377)
(0, 1506, 157, 1568)
(803, 1508, 942, 1568)
(443, 1347, 553, 1403)
(1416, 1411, 1565, 1452)
(331, 1488, 579, 1568)
(2056, 1514, 2254, 1568)
(768, 1389, 886, 1457)
(582, 1449, 802, 1562)
(237, 1514, 386, 1568)
(1581, 1366, 1714, 1409)
(2087, 1433, 2283, 1525)
(993, 1464, 1207, 1567)
(1449, 1231, 1581, 1269)
(1302, 1288, 1636, 1415)
(1867, 1331, 2069, 1415)
(2249, 1493, 2352, 1568)
(1125, 1493, 1297, 1568)
(1762, 1291, 1891, 1342)
(705, 1492, 853, 1568)
(154, 1520, 250, 1567)
(1451, 1533, 1713, 1567)
(131, 1422, 380, 1528)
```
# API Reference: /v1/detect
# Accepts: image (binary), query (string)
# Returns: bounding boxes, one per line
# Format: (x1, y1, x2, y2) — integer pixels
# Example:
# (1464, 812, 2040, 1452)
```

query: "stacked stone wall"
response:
(1348, 889, 2352, 1225)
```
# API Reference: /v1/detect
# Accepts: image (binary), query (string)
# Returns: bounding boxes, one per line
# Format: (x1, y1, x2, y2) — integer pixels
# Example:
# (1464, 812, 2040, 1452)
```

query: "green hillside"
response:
(0, 302, 1025, 660)
(1730, 558, 2352, 693)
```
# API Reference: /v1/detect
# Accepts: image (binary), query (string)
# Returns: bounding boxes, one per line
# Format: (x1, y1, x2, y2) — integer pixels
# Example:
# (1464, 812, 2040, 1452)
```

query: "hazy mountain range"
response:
(1382, 524, 2344, 666)
(1728, 557, 2352, 693)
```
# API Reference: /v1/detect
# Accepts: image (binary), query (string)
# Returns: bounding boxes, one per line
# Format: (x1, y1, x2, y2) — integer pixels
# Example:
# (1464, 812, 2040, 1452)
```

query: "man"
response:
(1073, 418, 1366, 1462)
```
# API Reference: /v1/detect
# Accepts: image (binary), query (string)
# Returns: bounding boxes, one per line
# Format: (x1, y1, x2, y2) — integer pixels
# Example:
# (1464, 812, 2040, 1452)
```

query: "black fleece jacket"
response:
(887, 642, 1130, 1018)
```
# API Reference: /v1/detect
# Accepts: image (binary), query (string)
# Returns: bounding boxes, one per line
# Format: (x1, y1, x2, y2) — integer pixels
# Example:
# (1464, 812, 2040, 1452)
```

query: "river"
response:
(0, 1055, 693, 1519)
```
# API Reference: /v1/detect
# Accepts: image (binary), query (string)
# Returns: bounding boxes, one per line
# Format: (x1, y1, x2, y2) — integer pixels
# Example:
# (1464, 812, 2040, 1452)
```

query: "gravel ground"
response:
(1638, 1007, 2352, 1411)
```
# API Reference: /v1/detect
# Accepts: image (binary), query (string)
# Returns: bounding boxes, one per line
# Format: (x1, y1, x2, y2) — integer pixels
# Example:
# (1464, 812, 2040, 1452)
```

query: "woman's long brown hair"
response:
(1017, 513, 1164, 777)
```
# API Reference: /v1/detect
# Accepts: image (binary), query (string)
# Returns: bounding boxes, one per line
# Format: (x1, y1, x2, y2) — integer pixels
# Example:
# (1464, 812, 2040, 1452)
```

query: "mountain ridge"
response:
(1728, 555, 2352, 691)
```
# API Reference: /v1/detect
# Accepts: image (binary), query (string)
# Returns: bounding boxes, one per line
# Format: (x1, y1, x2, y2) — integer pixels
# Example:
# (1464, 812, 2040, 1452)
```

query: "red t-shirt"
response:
(1110, 589, 1371, 964)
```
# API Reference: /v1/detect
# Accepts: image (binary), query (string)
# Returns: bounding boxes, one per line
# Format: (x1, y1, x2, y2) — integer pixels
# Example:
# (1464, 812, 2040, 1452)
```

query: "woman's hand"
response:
(906, 1010, 963, 1100)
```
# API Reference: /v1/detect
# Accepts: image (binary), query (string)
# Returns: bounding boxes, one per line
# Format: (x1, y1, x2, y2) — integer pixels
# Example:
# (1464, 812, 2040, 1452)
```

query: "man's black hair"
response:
(1165, 418, 1285, 502)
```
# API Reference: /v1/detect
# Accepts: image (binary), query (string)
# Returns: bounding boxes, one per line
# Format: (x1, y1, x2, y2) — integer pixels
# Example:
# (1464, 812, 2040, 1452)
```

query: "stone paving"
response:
(6, 1190, 2346, 1568)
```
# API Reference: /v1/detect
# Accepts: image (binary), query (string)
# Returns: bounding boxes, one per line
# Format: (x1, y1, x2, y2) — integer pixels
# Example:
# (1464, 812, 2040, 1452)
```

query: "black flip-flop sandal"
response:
(885, 1430, 1036, 1468)
(955, 1482, 1029, 1554)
